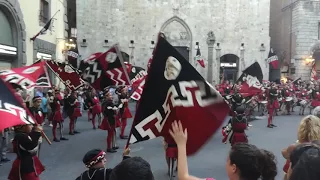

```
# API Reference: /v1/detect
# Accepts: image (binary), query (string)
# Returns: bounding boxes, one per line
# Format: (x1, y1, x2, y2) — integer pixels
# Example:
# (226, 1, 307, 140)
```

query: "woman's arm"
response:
(170, 121, 207, 180)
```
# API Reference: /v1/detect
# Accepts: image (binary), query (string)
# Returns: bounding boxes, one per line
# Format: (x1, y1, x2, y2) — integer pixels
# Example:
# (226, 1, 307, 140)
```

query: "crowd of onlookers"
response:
(74, 107, 320, 180)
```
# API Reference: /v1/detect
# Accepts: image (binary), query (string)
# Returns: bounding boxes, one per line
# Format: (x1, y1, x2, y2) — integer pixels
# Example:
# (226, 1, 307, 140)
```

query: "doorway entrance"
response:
(220, 54, 239, 83)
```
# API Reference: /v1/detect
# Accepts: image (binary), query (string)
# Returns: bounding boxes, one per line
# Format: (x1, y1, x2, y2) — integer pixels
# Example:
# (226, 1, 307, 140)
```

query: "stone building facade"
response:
(270, 0, 320, 80)
(0, 0, 68, 84)
(76, 0, 271, 83)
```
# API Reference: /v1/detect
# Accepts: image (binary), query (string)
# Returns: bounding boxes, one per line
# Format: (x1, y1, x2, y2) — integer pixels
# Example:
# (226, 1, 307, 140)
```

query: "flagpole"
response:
(30, 10, 61, 41)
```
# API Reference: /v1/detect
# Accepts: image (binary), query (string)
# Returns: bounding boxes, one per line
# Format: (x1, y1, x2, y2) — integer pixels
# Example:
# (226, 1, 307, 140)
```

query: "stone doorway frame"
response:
(160, 16, 193, 62)
(0, 0, 26, 67)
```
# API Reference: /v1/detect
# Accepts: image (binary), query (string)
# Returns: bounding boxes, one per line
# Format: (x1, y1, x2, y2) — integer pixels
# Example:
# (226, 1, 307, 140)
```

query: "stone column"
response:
(239, 46, 245, 78)
(216, 45, 221, 83)
(260, 45, 266, 78)
(206, 31, 216, 83)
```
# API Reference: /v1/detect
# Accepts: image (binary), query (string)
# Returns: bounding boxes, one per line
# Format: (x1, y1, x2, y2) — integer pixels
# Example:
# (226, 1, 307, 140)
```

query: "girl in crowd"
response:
(287, 142, 320, 180)
(169, 120, 277, 180)
(281, 115, 320, 179)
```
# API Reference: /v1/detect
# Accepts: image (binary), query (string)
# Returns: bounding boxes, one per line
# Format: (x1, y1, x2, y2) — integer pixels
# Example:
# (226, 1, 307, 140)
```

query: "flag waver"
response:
(128, 34, 230, 155)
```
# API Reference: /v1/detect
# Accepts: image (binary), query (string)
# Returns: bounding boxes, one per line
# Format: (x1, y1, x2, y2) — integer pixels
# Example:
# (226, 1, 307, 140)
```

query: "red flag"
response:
(237, 62, 264, 97)
(46, 60, 85, 91)
(266, 48, 279, 69)
(0, 78, 36, 131)
(311, 62, 318, 81)
(128, 34, 229, 155)
(0, 61, 48, 89)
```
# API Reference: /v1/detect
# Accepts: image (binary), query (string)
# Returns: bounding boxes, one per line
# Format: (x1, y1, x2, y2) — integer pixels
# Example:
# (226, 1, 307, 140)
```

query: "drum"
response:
(300, 100, 307, 106)
(225, 95, 232, 100)
(260, 101, 267, 104)
(286, 97, 293, 102)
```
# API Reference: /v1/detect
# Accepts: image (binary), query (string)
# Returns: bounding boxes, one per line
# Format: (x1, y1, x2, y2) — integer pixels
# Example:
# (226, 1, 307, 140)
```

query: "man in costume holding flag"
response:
(267, 83, 278, 128)
(8, 124, 45, 180)
(116, 86, 132, 139)
(100, 90, 120, 153)
(51, 91, 68, 142)
(128, 33, 230, 159)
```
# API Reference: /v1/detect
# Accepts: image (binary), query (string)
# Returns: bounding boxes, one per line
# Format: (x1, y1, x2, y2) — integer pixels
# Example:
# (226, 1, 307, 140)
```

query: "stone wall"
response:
(292, 1, 320, 80)
(76, 0, 271, 81)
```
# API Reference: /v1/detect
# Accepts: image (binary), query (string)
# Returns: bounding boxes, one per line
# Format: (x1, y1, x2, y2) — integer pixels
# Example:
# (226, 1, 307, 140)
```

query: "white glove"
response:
(38, 137, 43, 143)
(118, 104, 123, 108)
(112, 107, 118, 110)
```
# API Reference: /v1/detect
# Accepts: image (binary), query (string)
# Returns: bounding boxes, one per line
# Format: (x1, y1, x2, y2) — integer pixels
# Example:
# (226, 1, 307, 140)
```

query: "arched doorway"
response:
(220, 54, 239, 83)
(0, 0, 26, 69)
(160, 16, 192, 62)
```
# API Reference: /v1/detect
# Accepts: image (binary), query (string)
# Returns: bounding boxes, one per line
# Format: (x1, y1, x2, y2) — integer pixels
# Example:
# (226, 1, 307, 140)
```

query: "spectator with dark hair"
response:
(289, 143, 320, 180)
(75, 148, 130, 180)
(169, 120, 277, 180)
(109, 157, 154, 180)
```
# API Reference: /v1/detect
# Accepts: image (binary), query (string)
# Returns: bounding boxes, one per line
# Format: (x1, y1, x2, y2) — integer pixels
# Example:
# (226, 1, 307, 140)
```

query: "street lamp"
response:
(305, 56, 315, 65)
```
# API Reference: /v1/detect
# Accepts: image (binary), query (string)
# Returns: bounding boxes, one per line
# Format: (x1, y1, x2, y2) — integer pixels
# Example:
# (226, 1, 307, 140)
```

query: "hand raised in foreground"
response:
(169, 120, 188, 146)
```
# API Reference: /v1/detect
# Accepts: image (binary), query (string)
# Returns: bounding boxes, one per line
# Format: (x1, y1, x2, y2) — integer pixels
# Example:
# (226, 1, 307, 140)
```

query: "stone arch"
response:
(220, 54, 239, 82)
(0, 0, 26, 67)
(160, 16, 192, 62)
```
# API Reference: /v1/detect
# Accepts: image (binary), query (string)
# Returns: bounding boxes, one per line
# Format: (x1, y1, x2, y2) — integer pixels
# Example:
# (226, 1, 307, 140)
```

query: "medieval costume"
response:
(75, 149, 130, 180)
(223, 106, 248, 146)
(99, 91, 119, 153)
(8, 125, 45, 180)
(51, 92, 68, 142)
(29, 97, 44, 126)
(64, 93, 77, 135)
(230, 92, 245, 112)
(90, 91, 102, 129)
(72, 92, 82, 133)
(117, 86, 132, 139)
(298, 88, 310, 115)
(283, 87, 294, 115)
(267, 88, 278, 128)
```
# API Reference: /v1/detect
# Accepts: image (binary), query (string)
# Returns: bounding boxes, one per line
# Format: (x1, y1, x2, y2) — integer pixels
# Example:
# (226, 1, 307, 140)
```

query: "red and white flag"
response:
(0, 61, 50, 89)
(79, 45, 131, 90)
(46, 60, 85, 91)
(237, 62, 264, 97)
(266, 48, 279, 69)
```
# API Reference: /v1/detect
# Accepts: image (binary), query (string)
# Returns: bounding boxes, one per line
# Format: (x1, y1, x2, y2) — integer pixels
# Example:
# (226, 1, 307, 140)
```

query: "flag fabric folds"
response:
(129, 66, 147, 83)
(237, 62, 264, 97)
(266, 48, 279, 69)
(80, 45, 131, 90)
(46, 60, 85, 91)
(0, 78, 36, 131)
(128, 34, 230, 155)
(30, 18, 53, 41)
(0, 61, 50, 89)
